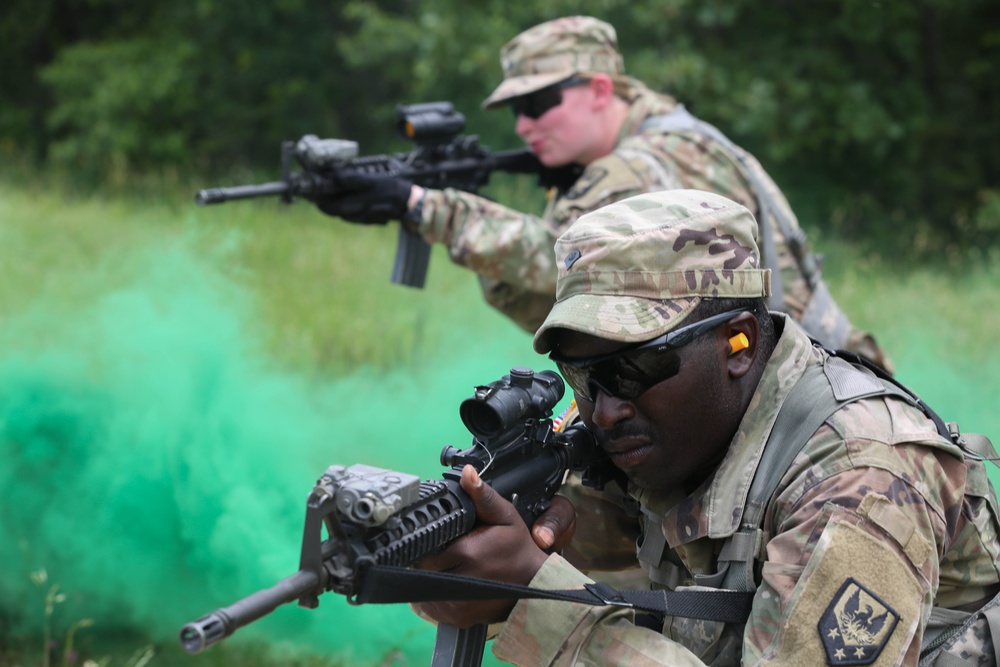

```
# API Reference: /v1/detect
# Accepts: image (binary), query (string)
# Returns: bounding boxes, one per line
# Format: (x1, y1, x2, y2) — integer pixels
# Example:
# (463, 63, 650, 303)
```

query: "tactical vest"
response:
(639, 107, 853, 350)
(634, 349, 1000, 666)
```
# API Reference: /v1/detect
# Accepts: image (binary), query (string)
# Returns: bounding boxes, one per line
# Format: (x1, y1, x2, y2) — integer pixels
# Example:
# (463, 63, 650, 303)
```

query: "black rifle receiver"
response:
(178, 367, 603, 666)
(195, 103, 582, 288)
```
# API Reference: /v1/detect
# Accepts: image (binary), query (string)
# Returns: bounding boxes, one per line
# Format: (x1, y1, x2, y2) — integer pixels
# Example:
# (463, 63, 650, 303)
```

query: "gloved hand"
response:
(315, 172, 413, 224)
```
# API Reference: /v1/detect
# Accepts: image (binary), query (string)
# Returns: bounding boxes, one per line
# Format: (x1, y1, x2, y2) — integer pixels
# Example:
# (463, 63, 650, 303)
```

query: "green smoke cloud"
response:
(0, 244, 542, 664)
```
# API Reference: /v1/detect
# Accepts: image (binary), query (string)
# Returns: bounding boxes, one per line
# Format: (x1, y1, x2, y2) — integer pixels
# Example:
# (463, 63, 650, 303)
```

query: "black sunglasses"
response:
(509, 76, 592, 120)
(549, 309, 750, 402)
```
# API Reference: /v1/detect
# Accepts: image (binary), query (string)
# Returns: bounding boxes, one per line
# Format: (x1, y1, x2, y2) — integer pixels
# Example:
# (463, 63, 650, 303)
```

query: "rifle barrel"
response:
(179, 569, 321, 653)
(195, 181, 291, 206)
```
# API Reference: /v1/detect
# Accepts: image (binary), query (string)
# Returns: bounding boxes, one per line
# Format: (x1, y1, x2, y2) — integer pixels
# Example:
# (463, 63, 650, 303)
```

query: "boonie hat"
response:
(533, 189, 772, 353)
(481, 16, 624, 110)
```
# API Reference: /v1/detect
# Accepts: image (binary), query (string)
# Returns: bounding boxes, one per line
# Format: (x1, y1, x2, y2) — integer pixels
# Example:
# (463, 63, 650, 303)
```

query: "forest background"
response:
(1, 1, 999, 666)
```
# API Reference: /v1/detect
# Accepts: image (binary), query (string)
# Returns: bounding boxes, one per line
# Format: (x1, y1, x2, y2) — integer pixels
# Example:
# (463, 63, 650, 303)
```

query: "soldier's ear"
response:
(724, 312, 758, 379)
(588, 74, 615, 106)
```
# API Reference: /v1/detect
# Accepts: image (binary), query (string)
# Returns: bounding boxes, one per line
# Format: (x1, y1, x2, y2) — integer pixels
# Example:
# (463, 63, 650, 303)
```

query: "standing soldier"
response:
(319, 16, 892, 371)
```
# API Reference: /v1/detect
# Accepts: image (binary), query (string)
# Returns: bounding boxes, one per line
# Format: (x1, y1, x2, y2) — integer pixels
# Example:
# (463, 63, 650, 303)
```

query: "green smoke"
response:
(0, 244, 541, 664)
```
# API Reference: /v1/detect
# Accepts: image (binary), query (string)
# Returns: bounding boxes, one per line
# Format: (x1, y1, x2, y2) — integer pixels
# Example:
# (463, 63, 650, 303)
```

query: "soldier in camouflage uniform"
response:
(318, 16, 892, 371)
(413, 189, 1000, 665)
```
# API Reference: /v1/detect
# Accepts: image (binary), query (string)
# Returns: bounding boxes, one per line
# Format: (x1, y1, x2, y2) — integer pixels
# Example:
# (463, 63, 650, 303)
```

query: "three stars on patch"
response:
(818, 578, 899, 665)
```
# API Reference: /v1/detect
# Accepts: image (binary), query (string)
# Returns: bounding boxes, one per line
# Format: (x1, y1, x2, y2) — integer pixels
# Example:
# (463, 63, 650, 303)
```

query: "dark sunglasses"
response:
(509, 76, 592, 120)
(549, 308, 750, 402)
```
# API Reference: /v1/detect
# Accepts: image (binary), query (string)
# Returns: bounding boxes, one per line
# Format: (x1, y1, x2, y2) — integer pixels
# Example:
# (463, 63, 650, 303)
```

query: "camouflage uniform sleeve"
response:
(744, 399, 968, 665)
(492, 554, 708, 666)
(418, 187, 565, 332)
(420, 187, 562, 293)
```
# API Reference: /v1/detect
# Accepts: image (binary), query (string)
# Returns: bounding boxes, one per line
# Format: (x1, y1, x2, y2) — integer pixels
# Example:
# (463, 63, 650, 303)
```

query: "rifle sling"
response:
(355, 564, 754, 624)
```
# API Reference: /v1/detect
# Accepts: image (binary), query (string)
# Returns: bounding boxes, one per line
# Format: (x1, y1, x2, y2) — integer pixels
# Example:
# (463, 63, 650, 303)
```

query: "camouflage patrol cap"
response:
(533, 189, 772, 353)
(481, 16, 624, 110)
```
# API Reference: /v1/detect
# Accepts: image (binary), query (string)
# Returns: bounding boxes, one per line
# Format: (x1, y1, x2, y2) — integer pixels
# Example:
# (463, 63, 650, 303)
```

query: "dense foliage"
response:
(2, 0, 998, 248)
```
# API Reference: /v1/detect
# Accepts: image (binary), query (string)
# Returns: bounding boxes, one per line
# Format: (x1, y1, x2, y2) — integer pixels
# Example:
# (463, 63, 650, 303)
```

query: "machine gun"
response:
(178, 367, 608, 666)
(195, 102, 582, 288)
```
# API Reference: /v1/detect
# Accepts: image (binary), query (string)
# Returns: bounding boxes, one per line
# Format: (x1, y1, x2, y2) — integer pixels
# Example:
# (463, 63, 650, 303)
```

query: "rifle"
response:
(195, 102, 582, 288)
(178, 367, 608, 666)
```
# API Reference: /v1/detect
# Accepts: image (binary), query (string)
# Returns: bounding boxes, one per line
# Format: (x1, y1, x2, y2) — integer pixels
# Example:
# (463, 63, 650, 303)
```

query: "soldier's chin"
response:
(538, 153, 573, 168)
(529, 143, 561, 166)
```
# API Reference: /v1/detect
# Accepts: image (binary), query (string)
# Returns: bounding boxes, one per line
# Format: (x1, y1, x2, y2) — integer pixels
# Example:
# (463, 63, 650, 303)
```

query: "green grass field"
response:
(1, 177, 998, 666)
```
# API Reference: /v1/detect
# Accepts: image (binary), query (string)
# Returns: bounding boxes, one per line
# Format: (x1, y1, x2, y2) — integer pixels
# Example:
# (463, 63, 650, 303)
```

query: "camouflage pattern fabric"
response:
(481, 16, 624, 110)
(421, 79, 765, 331)
(925, 600, 999, 665)
(531, 189, 771, 350)
(482, 191, 1000, 665)
(491, 313, 1000, 666)
(419, 73, 891, 368)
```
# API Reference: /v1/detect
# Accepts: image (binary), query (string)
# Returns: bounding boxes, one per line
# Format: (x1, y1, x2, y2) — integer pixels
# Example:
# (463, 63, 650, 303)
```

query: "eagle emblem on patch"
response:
(818, 578, 899, 665)
(563, 167, 608, 200)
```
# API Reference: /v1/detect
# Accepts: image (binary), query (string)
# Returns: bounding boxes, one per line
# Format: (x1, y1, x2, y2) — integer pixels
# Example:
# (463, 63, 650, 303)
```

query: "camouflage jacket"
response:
(417, 81, 890, 369)
(490, 315, 1000, 666)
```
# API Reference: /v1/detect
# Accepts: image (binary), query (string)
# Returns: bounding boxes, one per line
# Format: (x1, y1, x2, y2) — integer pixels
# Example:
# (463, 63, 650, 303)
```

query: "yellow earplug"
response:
(728, 333, 749, 355)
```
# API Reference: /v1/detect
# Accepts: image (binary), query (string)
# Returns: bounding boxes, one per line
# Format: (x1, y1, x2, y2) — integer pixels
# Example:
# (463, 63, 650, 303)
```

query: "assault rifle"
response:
(179, 367, 609, 666)
(195, 102, 582, 288)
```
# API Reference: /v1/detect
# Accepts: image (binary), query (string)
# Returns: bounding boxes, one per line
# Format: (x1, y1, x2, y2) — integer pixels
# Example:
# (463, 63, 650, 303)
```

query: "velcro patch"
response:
(857, 493, 932, 568)
(818, 578, 899, 665)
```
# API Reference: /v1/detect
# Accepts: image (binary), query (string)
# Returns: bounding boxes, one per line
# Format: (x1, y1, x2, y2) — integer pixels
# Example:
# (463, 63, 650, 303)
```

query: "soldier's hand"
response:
(314, 172, 412, 224)
(531, 495, 577, 553)
(413, 465, 549, 628)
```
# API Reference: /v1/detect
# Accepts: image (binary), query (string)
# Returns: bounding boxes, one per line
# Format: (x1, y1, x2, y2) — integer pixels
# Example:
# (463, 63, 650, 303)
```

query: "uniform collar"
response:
(614, 80, 679, 146)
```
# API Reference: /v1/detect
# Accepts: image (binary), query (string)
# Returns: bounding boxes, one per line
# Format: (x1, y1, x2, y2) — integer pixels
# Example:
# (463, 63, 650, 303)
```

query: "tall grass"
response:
(0, 176, 537, 667)
(0, 176, 530, 376)
(1, 175, 998, 666)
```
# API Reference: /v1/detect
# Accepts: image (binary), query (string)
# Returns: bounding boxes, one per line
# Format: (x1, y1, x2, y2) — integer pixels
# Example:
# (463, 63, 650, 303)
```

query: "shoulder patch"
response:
(817, 578, 899, 665)
(563, 167, 608, 200)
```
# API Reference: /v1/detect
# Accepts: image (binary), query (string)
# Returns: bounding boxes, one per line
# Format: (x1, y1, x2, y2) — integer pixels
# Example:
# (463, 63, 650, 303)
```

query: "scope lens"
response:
(460, 402, 503, 439)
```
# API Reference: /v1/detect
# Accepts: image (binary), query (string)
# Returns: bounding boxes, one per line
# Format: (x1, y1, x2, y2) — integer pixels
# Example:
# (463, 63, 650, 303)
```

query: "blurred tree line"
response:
(1, 0, 998, 251)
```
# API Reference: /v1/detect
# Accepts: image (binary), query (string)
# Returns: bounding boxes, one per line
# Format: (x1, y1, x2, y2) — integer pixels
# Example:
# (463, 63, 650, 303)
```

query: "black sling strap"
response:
(355, 564, 754, 624)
